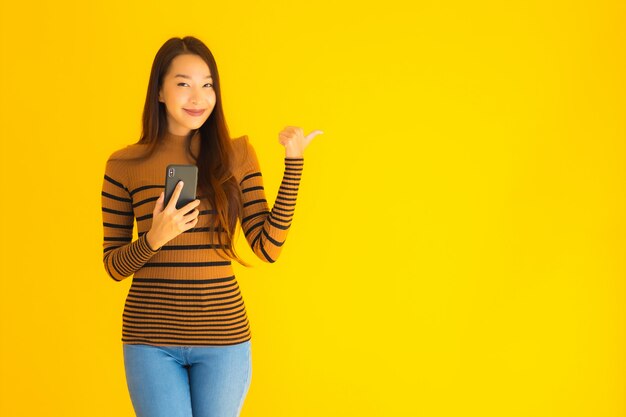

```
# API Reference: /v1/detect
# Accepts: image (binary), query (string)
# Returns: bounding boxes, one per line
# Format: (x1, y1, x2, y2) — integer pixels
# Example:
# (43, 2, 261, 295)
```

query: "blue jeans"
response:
(122, 340, 252, 417)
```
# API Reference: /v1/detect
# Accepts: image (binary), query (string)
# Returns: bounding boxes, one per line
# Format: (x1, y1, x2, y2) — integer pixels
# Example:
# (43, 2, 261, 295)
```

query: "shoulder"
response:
(104, 143, 148, 181)
(231, 134, 252, 154)
(230, 134, 259, 181)
(107, 143, 148, 161)
(231, 134, 256, 164)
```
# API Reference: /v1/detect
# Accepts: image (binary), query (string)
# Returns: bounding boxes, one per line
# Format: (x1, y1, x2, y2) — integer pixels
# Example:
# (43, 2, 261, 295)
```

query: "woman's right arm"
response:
(101, 157, 160, 282)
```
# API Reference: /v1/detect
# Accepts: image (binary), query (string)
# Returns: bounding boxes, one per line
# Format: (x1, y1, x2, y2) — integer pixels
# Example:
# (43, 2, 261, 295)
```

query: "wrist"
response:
(145, 230, 161, 251)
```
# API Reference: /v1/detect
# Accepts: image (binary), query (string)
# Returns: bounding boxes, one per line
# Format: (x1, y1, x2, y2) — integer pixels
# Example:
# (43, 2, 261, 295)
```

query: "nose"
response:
(189, 86, 204, 106)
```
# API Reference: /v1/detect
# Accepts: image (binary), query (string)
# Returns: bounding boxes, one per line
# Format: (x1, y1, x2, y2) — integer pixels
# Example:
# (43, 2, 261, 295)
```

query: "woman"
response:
(101, 36, 322, 417)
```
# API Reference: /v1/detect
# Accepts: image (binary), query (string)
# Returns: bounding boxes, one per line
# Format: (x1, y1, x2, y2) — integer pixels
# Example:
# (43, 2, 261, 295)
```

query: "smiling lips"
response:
(184, 108, 206, 116)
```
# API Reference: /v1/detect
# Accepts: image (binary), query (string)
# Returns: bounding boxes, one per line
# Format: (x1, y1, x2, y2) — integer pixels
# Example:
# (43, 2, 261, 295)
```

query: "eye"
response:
(176, 82, 213, 88)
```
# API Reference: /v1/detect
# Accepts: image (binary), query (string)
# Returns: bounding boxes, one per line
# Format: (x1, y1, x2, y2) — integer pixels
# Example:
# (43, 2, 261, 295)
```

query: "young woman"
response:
(101, 36, 322, 417)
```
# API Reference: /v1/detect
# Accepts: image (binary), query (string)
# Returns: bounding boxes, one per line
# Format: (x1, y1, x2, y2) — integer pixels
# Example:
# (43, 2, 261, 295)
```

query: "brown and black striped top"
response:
(101, 130, 304, 346)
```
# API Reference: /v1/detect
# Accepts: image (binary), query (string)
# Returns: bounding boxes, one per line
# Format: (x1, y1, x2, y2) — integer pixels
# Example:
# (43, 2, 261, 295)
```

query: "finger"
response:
(183, 216, 199, 230)
(184, 217, 199, 231)
(167, 181, 184, 210)
(181, 198, 201, 214)
(182, 208, 199, 221)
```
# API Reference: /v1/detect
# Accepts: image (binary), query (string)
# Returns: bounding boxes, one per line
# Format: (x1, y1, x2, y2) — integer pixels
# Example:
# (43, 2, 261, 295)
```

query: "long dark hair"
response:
(115, 36, 251, 267)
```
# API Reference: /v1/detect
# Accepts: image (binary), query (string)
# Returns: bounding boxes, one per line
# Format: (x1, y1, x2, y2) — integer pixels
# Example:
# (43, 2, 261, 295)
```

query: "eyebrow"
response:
(174, 74, 212, 79)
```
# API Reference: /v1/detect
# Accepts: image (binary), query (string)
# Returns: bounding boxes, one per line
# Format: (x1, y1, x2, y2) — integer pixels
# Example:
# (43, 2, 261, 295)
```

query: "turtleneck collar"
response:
(163, 129, 199, 143)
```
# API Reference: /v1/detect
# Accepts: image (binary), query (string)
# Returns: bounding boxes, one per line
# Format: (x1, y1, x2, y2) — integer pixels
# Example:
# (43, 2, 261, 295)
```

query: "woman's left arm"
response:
(238, 126, 323, 262)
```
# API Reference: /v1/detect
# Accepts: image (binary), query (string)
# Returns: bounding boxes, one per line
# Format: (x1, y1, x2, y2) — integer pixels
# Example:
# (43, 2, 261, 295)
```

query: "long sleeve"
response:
(101, 157, 160, 281)
(238, 138, 304, 263)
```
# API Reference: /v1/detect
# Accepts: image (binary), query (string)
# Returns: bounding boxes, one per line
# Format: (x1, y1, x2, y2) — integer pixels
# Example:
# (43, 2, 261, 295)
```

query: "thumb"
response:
(306, 129, 324, 139)
(154, 191, 164, 211)
(305, 129, 324, 146)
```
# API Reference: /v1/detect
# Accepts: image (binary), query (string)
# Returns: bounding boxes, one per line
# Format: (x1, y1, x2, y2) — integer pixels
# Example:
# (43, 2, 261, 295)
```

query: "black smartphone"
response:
(164, 164, 198, 210)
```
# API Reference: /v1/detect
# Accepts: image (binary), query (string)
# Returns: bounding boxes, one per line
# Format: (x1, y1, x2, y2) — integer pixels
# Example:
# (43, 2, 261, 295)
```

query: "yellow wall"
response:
(1, 1, 624, 416)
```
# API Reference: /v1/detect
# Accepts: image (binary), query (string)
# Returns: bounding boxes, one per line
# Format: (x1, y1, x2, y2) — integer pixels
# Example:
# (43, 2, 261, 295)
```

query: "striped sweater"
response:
(101, 130, 304, 346)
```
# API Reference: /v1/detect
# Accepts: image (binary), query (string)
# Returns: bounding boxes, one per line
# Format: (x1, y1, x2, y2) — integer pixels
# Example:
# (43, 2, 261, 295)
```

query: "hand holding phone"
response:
(145, 165, 201, 250)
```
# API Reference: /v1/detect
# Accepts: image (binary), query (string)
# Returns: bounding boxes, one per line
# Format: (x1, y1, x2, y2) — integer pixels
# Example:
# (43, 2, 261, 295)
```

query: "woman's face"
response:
(159, 54, 216, 135)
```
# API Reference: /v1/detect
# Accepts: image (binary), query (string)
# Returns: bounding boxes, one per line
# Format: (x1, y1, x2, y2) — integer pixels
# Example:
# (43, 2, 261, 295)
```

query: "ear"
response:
(158, 88, 164, 103)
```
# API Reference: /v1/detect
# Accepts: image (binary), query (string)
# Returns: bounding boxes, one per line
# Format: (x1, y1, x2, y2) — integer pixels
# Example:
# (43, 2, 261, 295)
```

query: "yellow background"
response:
(1, 1, 625, 416)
